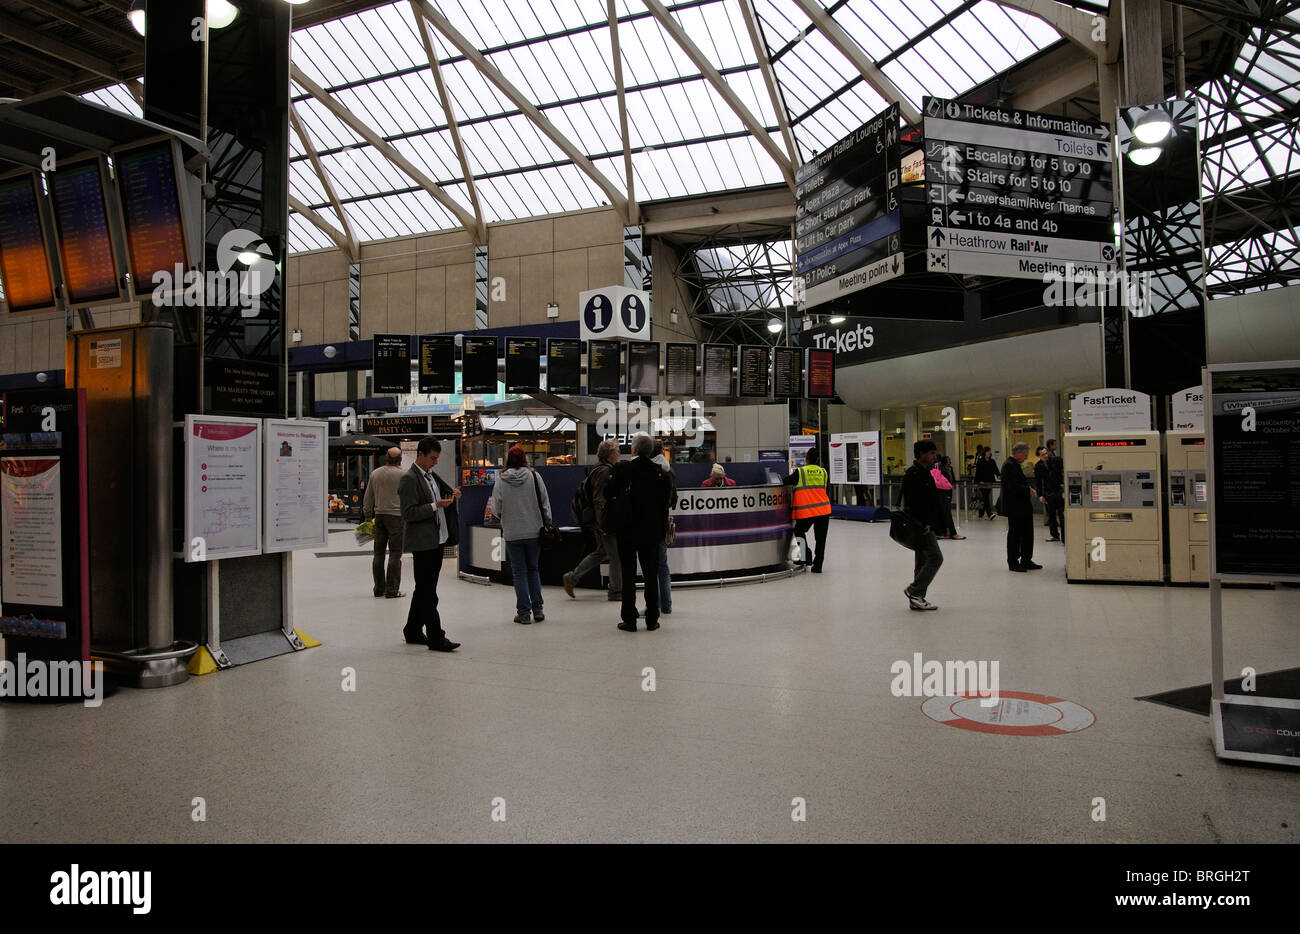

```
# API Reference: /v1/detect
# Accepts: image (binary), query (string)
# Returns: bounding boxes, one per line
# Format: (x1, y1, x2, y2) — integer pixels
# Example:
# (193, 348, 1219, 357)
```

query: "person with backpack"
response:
(605, 433, 673, 632)
(562, 439, 622, 603)
(490, 445, 553, 624)
(900, 440, 945, 611)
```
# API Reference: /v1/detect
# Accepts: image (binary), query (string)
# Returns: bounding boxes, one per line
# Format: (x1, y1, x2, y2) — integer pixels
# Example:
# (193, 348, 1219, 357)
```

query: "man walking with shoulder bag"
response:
(900, 440, 945, 610)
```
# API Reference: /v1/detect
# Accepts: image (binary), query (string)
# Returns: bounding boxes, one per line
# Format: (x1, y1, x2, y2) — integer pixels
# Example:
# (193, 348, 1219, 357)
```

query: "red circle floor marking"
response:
(921, 689, 1096, 736)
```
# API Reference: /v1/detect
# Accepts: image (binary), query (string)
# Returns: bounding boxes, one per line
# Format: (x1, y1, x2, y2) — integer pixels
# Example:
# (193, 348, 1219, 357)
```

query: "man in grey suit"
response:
(399, 437, 461, 651)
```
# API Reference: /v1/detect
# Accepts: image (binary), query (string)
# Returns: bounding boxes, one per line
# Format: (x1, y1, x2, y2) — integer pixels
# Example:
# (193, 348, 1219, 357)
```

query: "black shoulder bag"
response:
(532, 469, 560, 549)
(889, 482, 925, 551)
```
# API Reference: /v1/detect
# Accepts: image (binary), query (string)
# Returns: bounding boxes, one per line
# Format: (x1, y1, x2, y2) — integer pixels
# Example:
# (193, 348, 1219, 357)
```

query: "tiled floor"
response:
(2, 517, 1296, 843)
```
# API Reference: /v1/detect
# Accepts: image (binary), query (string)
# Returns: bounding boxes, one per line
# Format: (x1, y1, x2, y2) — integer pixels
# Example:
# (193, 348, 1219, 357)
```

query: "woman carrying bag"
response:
(490, 445, 554, 624)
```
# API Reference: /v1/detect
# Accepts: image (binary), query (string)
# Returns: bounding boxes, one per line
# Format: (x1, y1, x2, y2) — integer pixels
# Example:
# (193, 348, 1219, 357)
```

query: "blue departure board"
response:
(0, 171, 58, 314)
(114, 139, 190, 291)
(48, 157, 122, 307)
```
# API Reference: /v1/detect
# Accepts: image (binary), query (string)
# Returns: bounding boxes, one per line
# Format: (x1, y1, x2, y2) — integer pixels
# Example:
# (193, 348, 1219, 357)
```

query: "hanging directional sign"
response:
(795, 102, 903, 309)
(923, 97, 1115, 281)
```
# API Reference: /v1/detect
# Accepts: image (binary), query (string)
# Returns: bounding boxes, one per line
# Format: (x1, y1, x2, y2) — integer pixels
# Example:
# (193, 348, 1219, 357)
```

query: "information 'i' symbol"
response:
(584, 294, 609, 333)
(621, 294, 645, 332)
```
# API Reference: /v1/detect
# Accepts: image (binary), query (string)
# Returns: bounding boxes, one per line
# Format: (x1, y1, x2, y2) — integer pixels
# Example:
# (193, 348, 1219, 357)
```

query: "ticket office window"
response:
(918, 404, 950, 461)
(880, 409, 907, 476)
(1008, 394, 1043, 478)
(960, 400, 992, 476)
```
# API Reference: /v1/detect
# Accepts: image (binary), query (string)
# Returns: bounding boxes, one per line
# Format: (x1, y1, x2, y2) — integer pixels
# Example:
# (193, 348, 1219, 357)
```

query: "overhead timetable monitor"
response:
(418, 335, 455, 394)
(546, 338, 581, 395)
(628, 342, 660, 396)
(48, 156, 123, 308)
(587, 339, 622, 397)
(807, 348, 836, 399)
(665, 342, 697, 397)
(461, 335, 499, 395)
(738, 345, 770, 398)
(372, 334, 412, 394)
(703, 343, 734, 397)
(0, 170, 58, 314)
(773, 346, 802, 398)
(505, 336, 541, 394)
(113, 137, 191, 293)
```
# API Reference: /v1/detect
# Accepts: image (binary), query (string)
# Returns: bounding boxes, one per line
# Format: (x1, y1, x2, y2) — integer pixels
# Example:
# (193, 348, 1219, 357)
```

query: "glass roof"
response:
(83, 0, 1066, 253)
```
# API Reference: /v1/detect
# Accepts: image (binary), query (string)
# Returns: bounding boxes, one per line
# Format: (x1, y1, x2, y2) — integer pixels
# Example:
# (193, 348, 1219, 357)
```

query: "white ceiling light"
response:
(1127, 147, 1162, 166)
(828, 316, 845, 324)
(207, 0, 238, 29)
(1133, 112, 1173, 145)
(767, 317, 783, 334)
(128, 0, 145, 35)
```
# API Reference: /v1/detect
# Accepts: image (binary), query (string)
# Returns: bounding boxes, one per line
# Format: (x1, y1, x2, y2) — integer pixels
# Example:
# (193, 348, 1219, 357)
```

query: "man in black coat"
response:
(1002, 442, 1042, 572)
(900, 440, 945, 610)
(605, 433, 672, 632)
(398, 436, 462, 651)
(1033, 444, 1064, 542)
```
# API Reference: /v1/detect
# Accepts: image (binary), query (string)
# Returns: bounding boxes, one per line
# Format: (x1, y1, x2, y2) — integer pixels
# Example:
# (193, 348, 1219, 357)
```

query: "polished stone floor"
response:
(1, 516, 1296, 843)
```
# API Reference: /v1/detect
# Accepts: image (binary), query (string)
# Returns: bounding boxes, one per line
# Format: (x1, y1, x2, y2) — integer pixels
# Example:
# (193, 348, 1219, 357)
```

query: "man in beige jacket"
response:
(363, 447, 407, 598)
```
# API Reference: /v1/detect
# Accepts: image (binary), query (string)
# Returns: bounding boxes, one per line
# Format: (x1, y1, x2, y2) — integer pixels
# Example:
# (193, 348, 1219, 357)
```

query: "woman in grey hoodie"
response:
(490, 445, 553, 624)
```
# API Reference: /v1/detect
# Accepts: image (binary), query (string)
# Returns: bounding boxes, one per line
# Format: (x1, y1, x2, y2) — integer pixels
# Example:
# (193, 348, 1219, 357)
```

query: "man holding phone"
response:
(399, 436, 462, 651)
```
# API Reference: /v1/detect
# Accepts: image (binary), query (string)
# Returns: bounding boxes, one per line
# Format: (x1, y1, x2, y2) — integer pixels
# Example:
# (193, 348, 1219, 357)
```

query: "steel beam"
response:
(0, 10, 121, 80)
(290, 104, 359, 261)
(609, 0, 637, 225)
(738, 0, 798, 164)
(288, 193, 353, 255)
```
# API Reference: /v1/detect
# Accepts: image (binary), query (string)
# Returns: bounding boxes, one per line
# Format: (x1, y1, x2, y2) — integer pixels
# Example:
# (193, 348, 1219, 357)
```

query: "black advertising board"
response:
(206, 357, 281, 416)
(47, 156, 124, 308)
(627, 342, 659, 396)
(460, 335, 499, 395)
(795, 101, 903, 309)
(587, 339, 622, 397)
(0, 389, 91, 670)
(665, 342, 697, 398)
(546, 339, 581, 395)
(702, 343, 734, 398)
(364, 415, 431, 436)
(418, 335, 455, 394)
(504, 336, 541, 395)
(0, 171, 59, 314)
(738, 345, 770, 398)
(807, 348, 835, 399)
(772, 346, 802, 398)
(372, 333, 412, 395)
(1207, 365, 1300, 579)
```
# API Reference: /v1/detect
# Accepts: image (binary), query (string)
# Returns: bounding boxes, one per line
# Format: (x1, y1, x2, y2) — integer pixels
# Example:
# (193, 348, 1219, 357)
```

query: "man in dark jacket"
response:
(399, 437, 462, 651)
(1033, 445, 1063, 542)
(974, 448, 1000, 519)
(606, 433, 672, 632)
(1002, 442, 1042, 572)
(900, 440, 945, 610)
(563, 439, 622, 601)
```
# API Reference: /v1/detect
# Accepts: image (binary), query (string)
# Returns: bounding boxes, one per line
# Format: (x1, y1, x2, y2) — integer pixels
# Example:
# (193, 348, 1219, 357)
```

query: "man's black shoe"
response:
(386, 592, 406, 599)
(1022, 561, 1043, 570)
(429, 640, 460, 652)
(645, 620, 660, 631)
(617, 621, 636, 632)
(404, 634, 427, 645)
(1009, 565, 1027, 572)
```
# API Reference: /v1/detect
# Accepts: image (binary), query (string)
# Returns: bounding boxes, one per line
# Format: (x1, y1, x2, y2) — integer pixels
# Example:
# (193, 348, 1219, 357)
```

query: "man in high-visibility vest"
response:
(786, 448, 832, 573)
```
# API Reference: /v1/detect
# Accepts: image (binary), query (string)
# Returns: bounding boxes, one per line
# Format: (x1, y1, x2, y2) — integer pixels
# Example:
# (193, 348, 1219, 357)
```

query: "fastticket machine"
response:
(1165, 431, 1209, 583)
(1064, 431, 1164, 582)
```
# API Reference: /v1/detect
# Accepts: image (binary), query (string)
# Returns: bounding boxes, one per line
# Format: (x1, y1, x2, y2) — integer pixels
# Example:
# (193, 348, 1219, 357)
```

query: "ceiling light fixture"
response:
(767, 317, 783, 334)
(828, 316, 845, 324)
(1133, 111, 1173, 145)
(128, 0, 145, 35)
(129, 0, 239, 36)
(1127, 146, 1162, 166)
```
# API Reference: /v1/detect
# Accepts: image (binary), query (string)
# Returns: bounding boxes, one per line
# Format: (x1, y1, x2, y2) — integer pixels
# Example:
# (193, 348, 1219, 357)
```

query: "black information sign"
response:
(587, 339, 622, 397)
(460, 336, 499, 395)
(207, 357, 281, 415)
(372, 333, 412, 395)
(113, 139, 190, 287)
(665, 342, 697, 398)
(738, 345, 770, 399)
(628, 342, 660, 396)
(504, 337, 541, 395)
(0, 171, 58, 314)
(702, 343, 734, 398)
(1208, 366, 1300, 578)
(807, 348, 835, 400)
(772, 347, 802, 399)
(418, 335, 455, 394)
(48, 157, 122, 308)
(546, 338, 581, 395)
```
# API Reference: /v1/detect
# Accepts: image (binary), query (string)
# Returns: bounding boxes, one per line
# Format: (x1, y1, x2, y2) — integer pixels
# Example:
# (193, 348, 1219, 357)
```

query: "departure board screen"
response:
(773, 347, 802, 398)
(0, 172, 57, 314)
(587, 339, 622, 397)
(738, 345, 770, 398)
(807, 348, 836, 399)
(628, 342, 659, 396)
(702, 343, 734, 397)
(546, 338, 581, 395)
(461, 335, 499, 395)
(49, 157, 121, 307)
(418, 335, 455, 394)
(665, 342, 697, 397)
(505, 336, 541, 394)
(372, 333, 412, 394)
(114, 139, 189, 289)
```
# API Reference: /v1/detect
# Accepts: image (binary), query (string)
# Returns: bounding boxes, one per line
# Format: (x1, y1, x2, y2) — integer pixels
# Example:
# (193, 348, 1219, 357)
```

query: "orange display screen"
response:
(115, 140, 188, 288)
(0, 173, 57, 314)
(49, 159, 121, 306)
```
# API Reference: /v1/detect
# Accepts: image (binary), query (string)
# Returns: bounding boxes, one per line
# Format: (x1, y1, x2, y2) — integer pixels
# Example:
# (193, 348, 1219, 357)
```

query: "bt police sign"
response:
(579, 285, 652, 343)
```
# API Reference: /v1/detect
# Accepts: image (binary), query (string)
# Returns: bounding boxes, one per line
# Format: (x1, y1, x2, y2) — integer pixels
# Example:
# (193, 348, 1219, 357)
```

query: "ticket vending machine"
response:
(1064, 432, 1164, 582)
(1165, 430, 1209, 583)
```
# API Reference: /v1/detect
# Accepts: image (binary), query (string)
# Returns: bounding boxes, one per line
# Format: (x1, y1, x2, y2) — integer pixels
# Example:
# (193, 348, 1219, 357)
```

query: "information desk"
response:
(458, 466, 793, 585)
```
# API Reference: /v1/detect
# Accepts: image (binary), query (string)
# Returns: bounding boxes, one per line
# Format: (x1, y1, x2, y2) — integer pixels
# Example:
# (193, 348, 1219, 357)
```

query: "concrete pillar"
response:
(905, 407, 918, 458)
(1120, 0, 1163, 106)
(1042, 391, 1061, 447)
(989, 397, 1007, 463)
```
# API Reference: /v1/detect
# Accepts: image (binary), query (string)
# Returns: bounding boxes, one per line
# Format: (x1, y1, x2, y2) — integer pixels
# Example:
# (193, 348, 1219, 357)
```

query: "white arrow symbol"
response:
(950, 211, 967, 225)
(941, 145, 962, 182)
(947, 189, 964, 204)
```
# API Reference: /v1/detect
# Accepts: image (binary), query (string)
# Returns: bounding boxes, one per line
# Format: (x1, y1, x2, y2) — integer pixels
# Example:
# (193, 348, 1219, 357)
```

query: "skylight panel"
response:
(287, 213, 334, 253)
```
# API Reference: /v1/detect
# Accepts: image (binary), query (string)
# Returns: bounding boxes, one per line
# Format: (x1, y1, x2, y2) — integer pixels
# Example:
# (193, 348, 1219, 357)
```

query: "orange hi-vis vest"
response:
(791, 464, 832, 520)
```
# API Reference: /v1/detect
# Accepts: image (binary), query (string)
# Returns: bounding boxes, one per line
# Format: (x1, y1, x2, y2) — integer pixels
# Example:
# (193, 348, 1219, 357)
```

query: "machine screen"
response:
(1091, 481, 1122, 502)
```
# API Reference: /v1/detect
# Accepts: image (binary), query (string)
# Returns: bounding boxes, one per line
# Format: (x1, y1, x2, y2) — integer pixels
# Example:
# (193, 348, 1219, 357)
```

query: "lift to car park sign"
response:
(794, 102, 903, 309)
(923, 97, 1116, 280)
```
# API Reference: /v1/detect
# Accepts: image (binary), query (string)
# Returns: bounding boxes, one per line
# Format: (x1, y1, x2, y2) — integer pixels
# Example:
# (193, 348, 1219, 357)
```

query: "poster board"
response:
(828, 432, 882, 484)
(262, 419, 328, 553)
(788, 435, 815, 470)
(184, 415, 262, 561)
